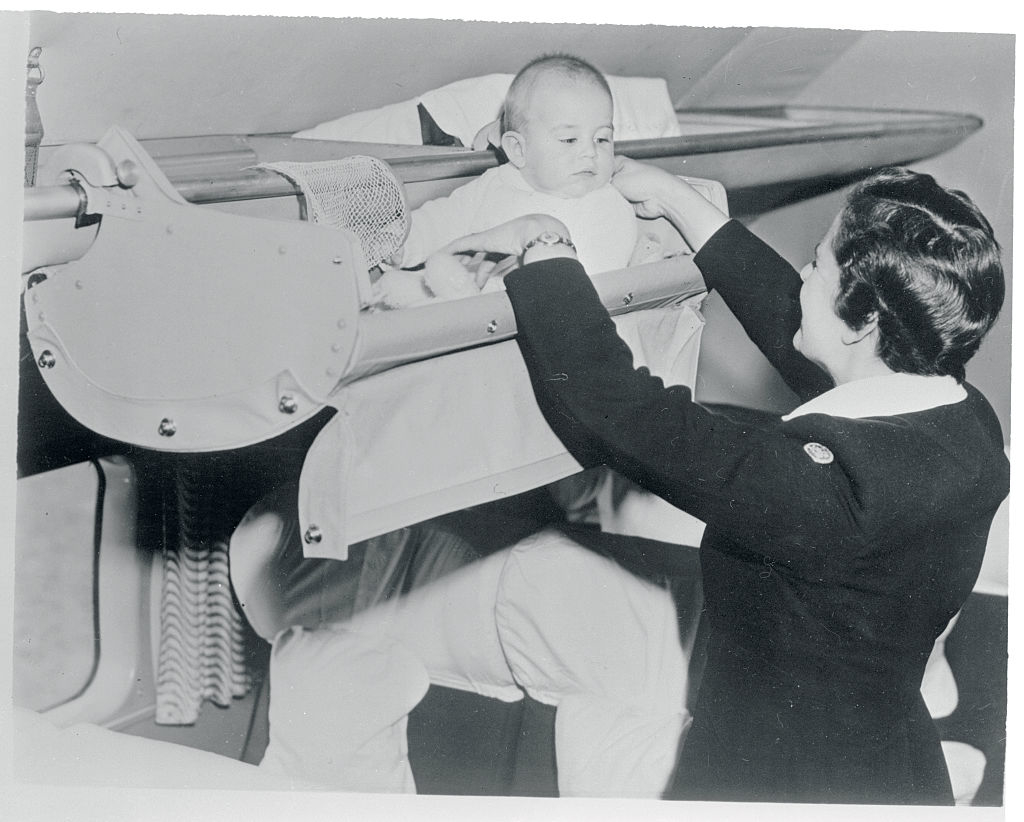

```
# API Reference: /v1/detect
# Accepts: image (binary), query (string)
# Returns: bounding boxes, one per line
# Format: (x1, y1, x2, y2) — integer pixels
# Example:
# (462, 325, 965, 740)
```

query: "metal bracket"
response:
(24, 126, 366, 452)
(37, 126, 194, 226)
(39, 142, 139, 225)
(41, 142, 120, 188)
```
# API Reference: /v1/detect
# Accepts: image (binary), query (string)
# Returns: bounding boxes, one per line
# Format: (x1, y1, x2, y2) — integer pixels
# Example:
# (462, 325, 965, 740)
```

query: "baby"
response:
(376, 54, 640, 307)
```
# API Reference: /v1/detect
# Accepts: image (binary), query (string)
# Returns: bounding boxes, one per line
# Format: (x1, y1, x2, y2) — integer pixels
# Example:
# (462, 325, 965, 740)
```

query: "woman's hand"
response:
(441, 214, 571, 259)
(611, 156, 677, 220)
(439, 215, 575, 288)
(612, 157, 729, 254)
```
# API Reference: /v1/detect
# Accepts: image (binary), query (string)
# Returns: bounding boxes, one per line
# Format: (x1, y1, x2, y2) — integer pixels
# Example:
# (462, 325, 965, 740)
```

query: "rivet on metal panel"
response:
(332, 257, 344, 265)
(157, 418, 177, 437)
(37, 350, 55, 369)
(331, 342, 342, 353)
(75, 280, 84, 289)
(166, 225, 174, 235)
(303, 525, 323, 545)
(278, 245, 288, 255)
(37, 311, 45, 322)
(622, 292, 634, 306)
(336, 319, 347, 330)
(487, 320, 499, 333)
(278, 395, 298, 415)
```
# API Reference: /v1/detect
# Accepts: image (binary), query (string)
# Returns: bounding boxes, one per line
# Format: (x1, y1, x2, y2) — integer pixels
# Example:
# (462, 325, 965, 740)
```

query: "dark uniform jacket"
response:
(504, 220, 1009, 804)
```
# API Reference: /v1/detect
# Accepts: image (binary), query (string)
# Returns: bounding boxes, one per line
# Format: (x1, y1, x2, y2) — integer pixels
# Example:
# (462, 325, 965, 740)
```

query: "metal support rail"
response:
(23, 108, 982, 223)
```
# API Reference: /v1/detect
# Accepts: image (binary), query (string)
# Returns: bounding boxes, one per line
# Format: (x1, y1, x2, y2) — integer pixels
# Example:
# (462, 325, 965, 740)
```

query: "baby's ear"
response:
(500, 131, 527, 168)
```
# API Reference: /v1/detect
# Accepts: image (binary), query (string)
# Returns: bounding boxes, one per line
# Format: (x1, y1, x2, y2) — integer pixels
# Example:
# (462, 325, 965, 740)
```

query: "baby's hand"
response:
(422, 252, 481, 299)
(373, 269, 432, 309)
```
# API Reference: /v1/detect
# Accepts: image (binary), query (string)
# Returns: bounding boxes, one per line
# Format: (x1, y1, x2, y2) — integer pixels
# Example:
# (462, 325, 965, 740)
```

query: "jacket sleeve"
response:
(504, 252, 859, 558)
(695, 220, 833, 401)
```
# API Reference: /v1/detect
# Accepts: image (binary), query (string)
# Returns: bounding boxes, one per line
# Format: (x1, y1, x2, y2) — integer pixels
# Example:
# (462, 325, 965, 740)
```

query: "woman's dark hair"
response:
(831, 167, 1004, 380)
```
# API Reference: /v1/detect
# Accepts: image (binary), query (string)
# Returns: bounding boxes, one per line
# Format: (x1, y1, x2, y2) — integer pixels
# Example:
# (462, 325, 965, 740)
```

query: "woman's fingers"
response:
(442, 215, 571, 257)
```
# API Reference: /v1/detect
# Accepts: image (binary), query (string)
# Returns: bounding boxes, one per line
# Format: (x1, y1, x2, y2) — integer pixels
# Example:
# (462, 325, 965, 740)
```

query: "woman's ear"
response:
(842, 312, 879, 346)
(501, 131, 527, 168)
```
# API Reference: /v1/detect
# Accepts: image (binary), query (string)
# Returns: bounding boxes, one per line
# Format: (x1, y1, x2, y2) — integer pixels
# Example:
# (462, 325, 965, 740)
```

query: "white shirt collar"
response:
(781, 373, 967, 421)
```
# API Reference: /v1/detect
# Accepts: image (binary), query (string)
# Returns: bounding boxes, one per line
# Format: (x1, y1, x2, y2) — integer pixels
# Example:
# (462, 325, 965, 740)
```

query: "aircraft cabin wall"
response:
(762, 30, 1013, 441)
(24, 15, 860, 144)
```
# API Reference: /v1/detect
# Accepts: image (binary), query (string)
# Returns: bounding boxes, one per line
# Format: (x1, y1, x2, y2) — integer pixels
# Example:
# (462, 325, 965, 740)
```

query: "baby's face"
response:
(514, 77, 614, 198)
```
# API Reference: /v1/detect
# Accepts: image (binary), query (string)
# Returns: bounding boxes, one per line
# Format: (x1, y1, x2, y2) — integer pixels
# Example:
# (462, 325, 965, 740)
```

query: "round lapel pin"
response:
(803, 442, 834, 464)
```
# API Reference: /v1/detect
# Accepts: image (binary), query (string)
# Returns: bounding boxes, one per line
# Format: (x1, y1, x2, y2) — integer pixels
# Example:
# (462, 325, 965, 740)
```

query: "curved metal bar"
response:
(616, 114, 983, 160)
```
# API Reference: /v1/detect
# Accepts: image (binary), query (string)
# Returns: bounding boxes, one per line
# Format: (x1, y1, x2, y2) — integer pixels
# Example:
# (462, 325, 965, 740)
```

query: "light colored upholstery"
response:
(12, 706, 311, 791)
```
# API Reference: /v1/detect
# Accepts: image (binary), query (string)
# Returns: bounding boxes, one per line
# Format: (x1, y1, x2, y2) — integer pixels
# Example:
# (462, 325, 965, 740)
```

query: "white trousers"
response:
(230, 491, 694, 797)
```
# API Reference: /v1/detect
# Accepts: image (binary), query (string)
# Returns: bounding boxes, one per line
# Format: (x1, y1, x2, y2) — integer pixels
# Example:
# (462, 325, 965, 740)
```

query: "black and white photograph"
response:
(1, 6, 1016, 821)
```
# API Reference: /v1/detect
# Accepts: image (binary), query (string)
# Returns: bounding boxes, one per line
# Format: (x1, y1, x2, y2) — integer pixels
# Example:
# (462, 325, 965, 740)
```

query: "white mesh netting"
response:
(260, 156, 408, 270)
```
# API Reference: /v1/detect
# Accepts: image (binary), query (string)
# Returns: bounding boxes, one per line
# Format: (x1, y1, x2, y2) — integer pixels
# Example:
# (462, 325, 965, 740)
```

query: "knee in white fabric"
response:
(555, 695, 691, 799)
(344, 548, 523, 703)
(491, 529, 690, 801)
(229, 484, 303, 642)
(495, 528, 687, 710)
(260, 624, 430, 793)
